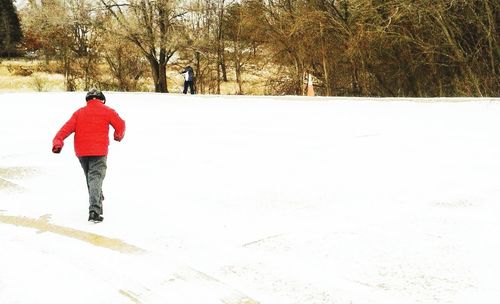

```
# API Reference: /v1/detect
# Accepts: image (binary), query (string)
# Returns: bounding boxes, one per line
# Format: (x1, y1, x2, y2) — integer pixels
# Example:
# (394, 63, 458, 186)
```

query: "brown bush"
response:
(7, 65, 34, 76)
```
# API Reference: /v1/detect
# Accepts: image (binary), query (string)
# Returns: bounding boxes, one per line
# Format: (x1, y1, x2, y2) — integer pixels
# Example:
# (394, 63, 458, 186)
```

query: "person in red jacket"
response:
(52, 89, 125, 223)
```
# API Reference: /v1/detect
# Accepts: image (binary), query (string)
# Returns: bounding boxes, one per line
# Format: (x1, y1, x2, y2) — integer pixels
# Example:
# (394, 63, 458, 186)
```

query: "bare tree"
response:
(100, 0, 183, 92)
(179, 0, 229, 94)
(98, 17, 147, 91)
(224, 1, 263, 94)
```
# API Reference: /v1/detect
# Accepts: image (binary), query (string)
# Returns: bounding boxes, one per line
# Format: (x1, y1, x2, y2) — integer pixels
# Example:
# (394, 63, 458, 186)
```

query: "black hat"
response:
(86, 88, 106, 102)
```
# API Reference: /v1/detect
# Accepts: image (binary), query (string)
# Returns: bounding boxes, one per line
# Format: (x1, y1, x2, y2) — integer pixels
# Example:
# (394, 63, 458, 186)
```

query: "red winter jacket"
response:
(52, 99, 126, 157)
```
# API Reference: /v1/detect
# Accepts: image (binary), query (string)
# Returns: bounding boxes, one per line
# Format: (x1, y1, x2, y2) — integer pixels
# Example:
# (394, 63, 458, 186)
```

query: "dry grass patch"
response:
(0, 59, 65, 92)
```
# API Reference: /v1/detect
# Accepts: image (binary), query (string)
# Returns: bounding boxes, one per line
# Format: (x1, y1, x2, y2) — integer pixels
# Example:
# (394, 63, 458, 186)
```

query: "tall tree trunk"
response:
(293, 56, 304, 95)
(221, 40, 228, 82)
(434, 11, 482, 96)
(147, 56, 161, 93)
(146, 52, 168, 93)
(322, 53, 330, 96)
(159, 62, 167, 92)
(216, 53, 221, 94)
(483, 0, 498, 75)
(234, 41, 243, 94)
(158, 5, 169, 93)
(159, 49, 168, 93)
(195, 51, 202, 94)
(216, 0, 226, 94)
(351, 60, 361, 95)
(320, 23, 330, 96)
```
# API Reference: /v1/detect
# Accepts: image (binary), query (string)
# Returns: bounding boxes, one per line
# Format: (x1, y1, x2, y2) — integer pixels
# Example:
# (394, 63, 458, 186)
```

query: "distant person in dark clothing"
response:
(180, 66, 195, 94)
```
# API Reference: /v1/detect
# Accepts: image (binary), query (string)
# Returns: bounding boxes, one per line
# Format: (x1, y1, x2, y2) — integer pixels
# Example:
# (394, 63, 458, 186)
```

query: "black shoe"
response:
(88, 211, 103, 223)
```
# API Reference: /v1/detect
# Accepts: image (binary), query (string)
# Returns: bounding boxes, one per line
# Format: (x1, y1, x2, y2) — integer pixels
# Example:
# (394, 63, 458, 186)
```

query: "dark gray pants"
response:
(78, 156, 107, 215)
(183, 80, 195, 94)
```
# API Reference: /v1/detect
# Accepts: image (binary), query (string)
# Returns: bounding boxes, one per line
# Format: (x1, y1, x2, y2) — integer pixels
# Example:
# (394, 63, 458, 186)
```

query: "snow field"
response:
(1, 92, 499, 303)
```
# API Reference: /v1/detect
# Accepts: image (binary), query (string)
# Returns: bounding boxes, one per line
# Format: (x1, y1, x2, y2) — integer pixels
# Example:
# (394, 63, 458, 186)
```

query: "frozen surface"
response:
(1, 92, 499, 303)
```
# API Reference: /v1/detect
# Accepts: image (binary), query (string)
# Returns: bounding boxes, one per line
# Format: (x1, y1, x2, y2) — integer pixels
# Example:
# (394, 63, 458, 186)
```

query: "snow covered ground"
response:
(1, 92, 499, 304)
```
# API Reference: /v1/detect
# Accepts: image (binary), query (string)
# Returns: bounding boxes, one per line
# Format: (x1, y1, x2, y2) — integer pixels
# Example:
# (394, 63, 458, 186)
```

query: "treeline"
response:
(0, 0, 22, 56)
(3, 0, 499, 96)
(255, 0, 499, 96)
